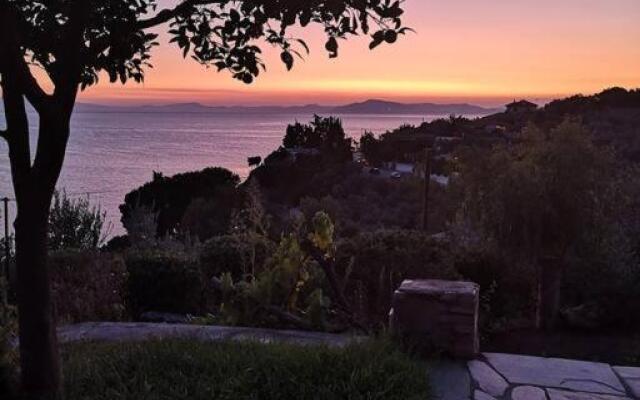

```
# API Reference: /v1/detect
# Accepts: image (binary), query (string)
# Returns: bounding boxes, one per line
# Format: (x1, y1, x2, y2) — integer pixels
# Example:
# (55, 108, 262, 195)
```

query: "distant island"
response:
(72, 99, 499, 116)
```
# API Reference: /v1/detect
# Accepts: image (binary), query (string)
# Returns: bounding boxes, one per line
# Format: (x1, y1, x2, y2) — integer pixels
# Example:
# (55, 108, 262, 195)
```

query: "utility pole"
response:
(422, 148, 432, 232)
(1, 197, 9, 310)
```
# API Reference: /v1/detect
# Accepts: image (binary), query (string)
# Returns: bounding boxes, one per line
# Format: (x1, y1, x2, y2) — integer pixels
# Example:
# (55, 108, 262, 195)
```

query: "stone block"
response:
(391, 279, 479, 358)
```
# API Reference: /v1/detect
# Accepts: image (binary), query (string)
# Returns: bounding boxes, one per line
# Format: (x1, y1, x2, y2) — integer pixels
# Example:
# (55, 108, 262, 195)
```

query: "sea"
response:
(0, 111, 475, 236)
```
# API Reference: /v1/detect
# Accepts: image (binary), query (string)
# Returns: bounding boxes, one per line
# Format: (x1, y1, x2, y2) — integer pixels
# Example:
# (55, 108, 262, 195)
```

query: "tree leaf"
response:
(281, 51, 294, 70)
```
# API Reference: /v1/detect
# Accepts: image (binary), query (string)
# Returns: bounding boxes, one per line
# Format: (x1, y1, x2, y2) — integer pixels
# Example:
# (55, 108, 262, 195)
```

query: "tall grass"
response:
(62, 339, 430, 400)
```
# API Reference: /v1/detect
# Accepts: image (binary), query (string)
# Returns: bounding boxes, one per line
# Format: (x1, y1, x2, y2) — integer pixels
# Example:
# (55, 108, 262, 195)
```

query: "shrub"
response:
(212, 213, 336, 330)
(48, 190, 109, 251)
(335, 230, 459, 327)
(199, 234, 274, 281)
(215, 234, 329, 330)
(562, 224, 640, 330)
(50, 250, 128, 323)
(120, 168, 241, 238)
(180, 188, 243, 240)
(452, 246, 535, 335)
(0, 304, 17, 399)
(300, 174, 453, 237)
(126, 251, 204, 316)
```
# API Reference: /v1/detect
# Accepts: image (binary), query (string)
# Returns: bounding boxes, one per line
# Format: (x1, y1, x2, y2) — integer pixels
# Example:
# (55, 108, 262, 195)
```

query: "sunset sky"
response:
(79, 0, 640, 106)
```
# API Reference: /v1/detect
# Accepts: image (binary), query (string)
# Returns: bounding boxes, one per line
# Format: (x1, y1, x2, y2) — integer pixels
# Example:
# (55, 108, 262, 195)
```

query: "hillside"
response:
(69, 99, 498, 116)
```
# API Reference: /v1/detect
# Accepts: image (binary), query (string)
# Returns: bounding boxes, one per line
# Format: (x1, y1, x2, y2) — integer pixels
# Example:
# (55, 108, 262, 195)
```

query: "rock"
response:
(139, 311, 190, 324)
(546, 388, 630, 400)
(512, 386, 547, 400)
(612, 366, 640, 398)
(392, 279, 479, 358)
(468, 360, 509, 397)
(475, 390, 497, 400)
(613, 366, 640, 379)
(429, 360, 472, 400)
(483, 353, 626, 395)
(396, 279, 479, 299)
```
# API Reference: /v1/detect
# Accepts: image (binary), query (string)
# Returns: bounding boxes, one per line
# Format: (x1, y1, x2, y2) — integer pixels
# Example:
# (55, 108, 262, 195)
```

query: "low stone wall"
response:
(390, 279, 479, 358)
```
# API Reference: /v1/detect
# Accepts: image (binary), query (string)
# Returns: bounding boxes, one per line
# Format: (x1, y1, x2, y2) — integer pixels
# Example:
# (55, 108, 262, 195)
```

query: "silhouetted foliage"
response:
(545, 87, 640, 114)
(300, 174, 452, 237)
(283, 116, 353, 161)
(358, 117, 489, 169)
(359, 131, 383, 166)
(250, 117, 355, 205)
(120, 168, 241, 238)
(180, 186, 243, 240)
(48, 191, 109, 251)
(453, 120, 615, 260)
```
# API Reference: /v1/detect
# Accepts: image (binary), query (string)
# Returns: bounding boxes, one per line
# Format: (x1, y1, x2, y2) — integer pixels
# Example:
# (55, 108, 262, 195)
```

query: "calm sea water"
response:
(0, 111, 463, 235)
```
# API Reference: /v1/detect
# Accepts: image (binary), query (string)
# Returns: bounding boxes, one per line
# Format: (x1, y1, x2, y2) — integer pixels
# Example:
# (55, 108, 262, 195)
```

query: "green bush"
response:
(452, 247, 535, 335)
(50, 250, 128, 323)
(335, 230, 459, 328)
(121, 168, 242, 238)
(562, 231, 640, 330)
(62, 339, 429, 400)
(49, 190, 109, 251)
(126, 251, 204, 316)
(199, 234, 274, 280)
(215, 233, 330, 330)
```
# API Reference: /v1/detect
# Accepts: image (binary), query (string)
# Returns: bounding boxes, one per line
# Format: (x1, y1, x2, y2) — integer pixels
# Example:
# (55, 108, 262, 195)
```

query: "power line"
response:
(2, 189, 120, 202)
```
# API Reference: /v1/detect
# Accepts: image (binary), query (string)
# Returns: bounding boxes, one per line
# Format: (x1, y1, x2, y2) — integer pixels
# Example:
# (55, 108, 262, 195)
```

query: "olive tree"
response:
(0, 0, 408, 398)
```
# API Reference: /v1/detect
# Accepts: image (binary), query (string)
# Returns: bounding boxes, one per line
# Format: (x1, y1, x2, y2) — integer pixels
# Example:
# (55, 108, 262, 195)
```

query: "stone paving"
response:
(430, 353, 640, 400)
(56, 322, 360, 348)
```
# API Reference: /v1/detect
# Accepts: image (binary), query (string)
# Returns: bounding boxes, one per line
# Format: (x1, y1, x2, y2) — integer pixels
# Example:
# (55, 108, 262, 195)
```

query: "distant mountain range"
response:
(73, 99, 499, 115)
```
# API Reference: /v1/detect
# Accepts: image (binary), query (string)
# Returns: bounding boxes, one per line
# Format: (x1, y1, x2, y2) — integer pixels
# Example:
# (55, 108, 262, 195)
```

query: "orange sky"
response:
(77, 0, 640, 106)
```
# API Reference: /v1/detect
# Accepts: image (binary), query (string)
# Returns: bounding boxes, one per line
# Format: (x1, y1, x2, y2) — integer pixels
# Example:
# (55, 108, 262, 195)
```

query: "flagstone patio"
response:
(431, 353, 640, 400)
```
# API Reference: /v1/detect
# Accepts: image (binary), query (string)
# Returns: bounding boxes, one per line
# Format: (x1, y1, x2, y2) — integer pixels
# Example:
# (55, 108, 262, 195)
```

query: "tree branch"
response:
(51, 0, 90, 112)
(16, 62, 49, 112)
(137, 0, 224, 29)
(0, 3, 50, 112)
(1, 79, 33, 205)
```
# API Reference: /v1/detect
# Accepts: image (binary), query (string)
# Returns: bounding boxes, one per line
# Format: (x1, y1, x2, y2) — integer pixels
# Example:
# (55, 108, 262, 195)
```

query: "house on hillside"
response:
(506, 100, 538, 114)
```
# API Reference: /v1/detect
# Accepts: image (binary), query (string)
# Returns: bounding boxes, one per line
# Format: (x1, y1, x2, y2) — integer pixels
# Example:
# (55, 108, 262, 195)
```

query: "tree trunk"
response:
(12, 113, 71, 400)
(2, 7, 76, 395)
(536, 256, 564, 331)
(15, 193, 61, 400)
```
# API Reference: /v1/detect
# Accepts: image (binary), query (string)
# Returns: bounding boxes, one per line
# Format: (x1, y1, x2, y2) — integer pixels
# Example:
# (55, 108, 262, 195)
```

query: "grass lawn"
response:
(62, 339, 430, 400)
